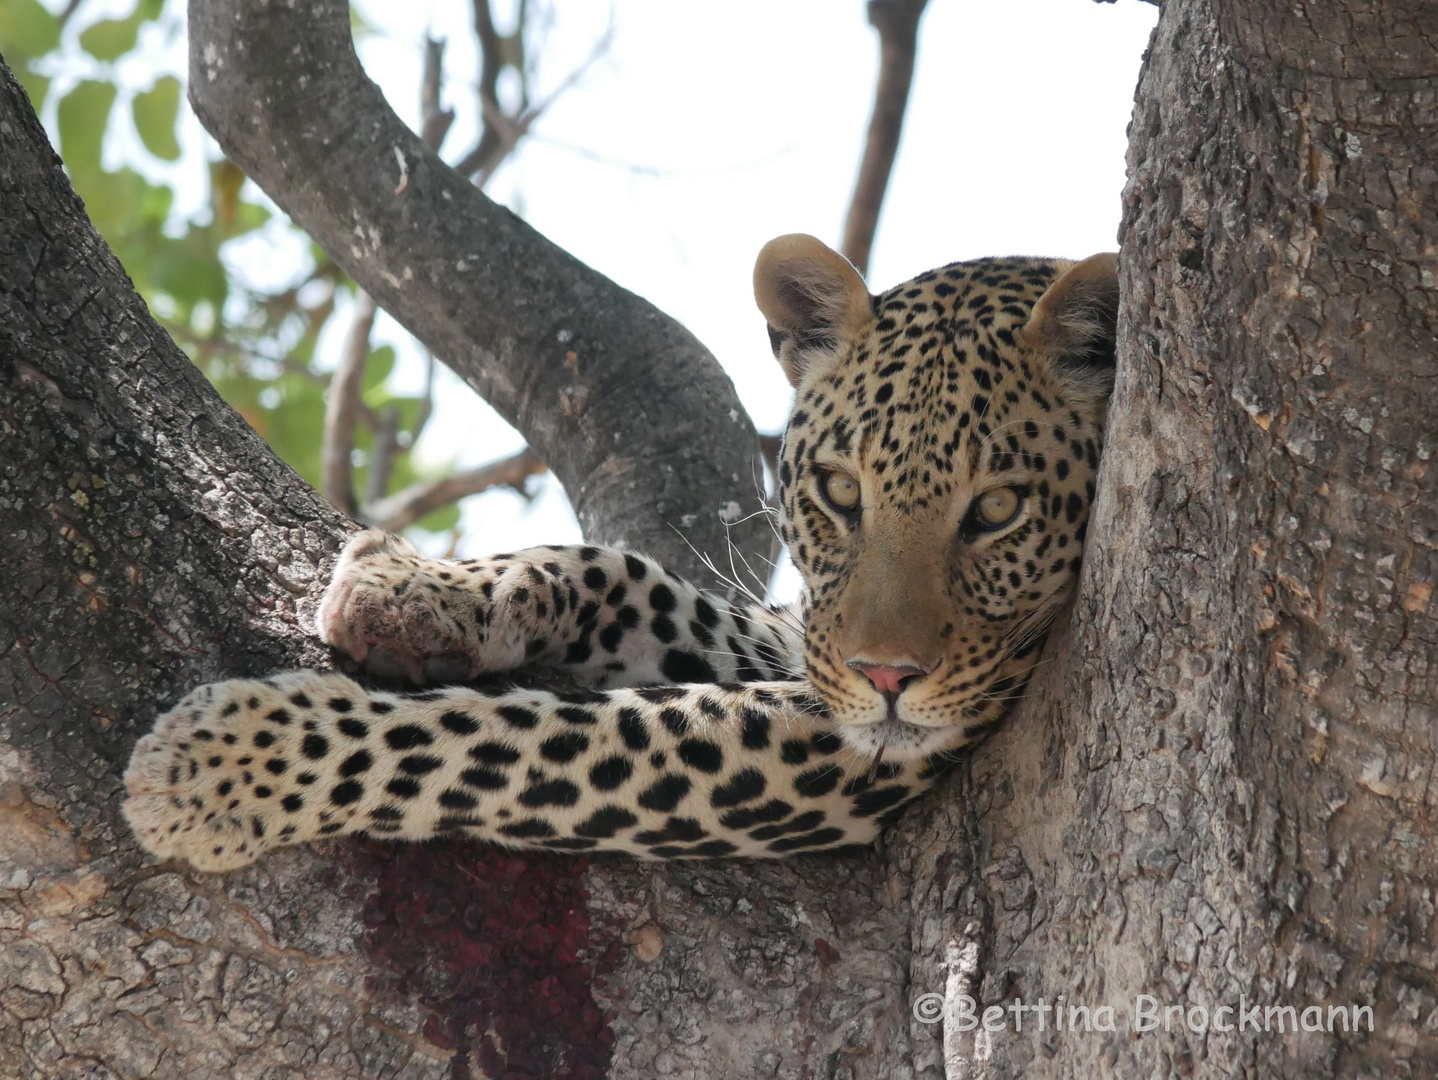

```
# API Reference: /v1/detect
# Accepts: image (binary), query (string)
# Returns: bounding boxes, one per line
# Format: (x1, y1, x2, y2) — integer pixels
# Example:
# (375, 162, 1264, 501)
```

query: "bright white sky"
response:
(41, 0, 1158, 592)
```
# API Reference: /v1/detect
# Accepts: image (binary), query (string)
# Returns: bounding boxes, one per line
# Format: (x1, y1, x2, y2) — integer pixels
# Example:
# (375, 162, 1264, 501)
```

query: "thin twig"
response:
(453, 0, 509, 179)
(840, 0, 929, 276)
(313, 3, 605, 539)
(365, 404, 402, 506)
(473, 21, 615, 187)
(363, 447, 547, 532)
(366, 44, 450, 506)
(454, 0, 614, 184)
(527, 130, 796, 179)
(411, 350, 436, 444)
(471, 94, 526, 184)
(421, 36, 456, 152)
(324, 32, 450, 520)
(320, 290, 376, 517)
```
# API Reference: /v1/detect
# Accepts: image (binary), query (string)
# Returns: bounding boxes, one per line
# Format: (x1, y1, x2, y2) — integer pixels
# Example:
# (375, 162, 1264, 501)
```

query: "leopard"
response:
(122, 234, 1119, 872)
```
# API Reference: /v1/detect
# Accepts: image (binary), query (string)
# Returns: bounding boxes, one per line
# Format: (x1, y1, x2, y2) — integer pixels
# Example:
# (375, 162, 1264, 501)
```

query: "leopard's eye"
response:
(965, 486, 1025, 533)
(819, 470, 861, 514)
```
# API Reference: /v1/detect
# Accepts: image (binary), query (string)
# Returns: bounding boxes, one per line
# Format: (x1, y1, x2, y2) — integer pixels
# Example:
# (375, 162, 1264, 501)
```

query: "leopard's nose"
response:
(847, 660, 930, 696)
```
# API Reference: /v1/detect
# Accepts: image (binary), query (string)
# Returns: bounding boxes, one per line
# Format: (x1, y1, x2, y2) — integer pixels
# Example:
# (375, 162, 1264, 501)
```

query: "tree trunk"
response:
(898, 1, 1438, 1076)
(2, 1, 1435, 1079)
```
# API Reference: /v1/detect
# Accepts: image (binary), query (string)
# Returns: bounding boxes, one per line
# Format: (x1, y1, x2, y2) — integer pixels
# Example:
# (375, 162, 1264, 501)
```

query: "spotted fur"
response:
(123, 235, 1118, 871)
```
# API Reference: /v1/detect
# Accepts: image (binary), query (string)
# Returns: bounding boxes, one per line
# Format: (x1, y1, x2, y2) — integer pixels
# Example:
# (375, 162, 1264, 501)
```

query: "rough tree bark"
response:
(2, 2, 1434, 1080)
(898, 2, 1438, 1077)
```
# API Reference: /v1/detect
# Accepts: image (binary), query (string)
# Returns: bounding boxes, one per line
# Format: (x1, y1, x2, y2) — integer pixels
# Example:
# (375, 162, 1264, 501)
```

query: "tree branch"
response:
(320, 289, 376, 516)
(363, 446, 547, 532)
(363, 403, 401, 506)
(472, 20, 615, 188)
(453, 2, 613, 187)
(188, 0, 768, 584)
(420, 35, 455, 153)
(452, 0, 510, 179)
(840, 0, 929, 276)
(322, 31, 450, 522)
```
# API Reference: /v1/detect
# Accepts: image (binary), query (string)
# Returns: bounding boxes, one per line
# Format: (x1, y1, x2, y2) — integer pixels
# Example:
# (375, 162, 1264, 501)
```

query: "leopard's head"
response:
(755, 234, 1118, 761)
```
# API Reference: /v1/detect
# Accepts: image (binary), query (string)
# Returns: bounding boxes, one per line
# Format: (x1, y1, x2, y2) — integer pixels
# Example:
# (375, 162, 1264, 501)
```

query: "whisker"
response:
(680, 537, 769, 609)
(1001, 589, 1073, 656)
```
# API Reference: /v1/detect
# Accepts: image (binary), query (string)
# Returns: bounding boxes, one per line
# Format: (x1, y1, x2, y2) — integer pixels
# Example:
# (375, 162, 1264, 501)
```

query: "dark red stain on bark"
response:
(349, 840, 620, 1079)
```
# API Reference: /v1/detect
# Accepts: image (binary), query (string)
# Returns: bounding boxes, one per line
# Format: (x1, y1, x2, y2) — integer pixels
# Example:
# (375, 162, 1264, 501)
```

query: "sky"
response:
(39, 0, 1159, 596)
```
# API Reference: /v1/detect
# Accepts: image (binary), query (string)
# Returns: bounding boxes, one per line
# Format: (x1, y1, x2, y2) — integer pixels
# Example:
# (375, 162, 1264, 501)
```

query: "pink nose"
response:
(848, 662, 928, 696)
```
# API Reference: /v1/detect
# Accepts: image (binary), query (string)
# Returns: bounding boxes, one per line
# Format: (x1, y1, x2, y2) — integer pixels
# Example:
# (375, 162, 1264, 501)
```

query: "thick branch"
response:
(840, 0, 928, 276)
(188, 0, 768, 584)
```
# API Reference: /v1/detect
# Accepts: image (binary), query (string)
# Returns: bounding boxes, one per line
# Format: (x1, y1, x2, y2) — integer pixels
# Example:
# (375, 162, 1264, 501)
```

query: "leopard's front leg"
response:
(122, 670, 934, 871)
(319, 530, 802, 689)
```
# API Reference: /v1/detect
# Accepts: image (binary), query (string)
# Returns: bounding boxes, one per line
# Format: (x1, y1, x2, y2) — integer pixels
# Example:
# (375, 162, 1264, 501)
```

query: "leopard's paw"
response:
(123, 680, 282, 871)
(122, 671, 366, 871)
(316, 531, 487, 683)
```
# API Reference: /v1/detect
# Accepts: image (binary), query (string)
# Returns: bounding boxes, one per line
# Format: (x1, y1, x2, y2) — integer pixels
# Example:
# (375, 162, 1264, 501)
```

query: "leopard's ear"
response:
(754, 234, 873, 388)
(1020, 253, 1120, 391)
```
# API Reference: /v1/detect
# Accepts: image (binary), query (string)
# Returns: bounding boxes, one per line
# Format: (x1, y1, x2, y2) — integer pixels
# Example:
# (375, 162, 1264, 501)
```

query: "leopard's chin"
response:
(837, 716, 964, 761)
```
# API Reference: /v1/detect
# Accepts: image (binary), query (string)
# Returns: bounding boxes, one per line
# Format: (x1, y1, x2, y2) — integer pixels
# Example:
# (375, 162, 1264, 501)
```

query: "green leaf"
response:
(14, 70, 50, 111)
(149, 236, 228, 307)
(78, 6, 147, 62)
(132, 76, 181, 160)
(57, 80, 117, 180)
(360, 345, 396, 400)
(0, 0, 61, 109)
(231, 200, 271, 237)
(350, 5, 374, 38)
(286, 325, 322, 368)
(387, 396, 425, 437)
(414, 501, 461, 535)
(0, 0, 60, 58)
(246, 371, 327, 488)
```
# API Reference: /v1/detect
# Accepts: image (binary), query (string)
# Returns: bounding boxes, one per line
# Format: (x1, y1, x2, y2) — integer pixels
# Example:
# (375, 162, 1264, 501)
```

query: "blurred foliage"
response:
(1, 0, 460, 534)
